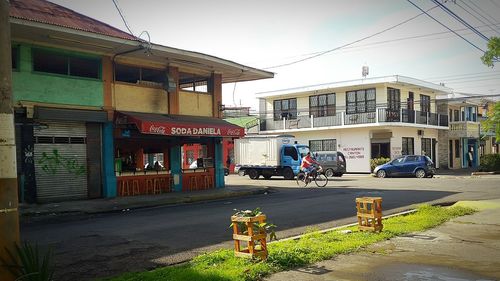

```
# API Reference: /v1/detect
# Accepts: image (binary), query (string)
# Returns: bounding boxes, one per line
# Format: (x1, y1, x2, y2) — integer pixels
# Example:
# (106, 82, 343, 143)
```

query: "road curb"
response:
(20, 187, 270, 219)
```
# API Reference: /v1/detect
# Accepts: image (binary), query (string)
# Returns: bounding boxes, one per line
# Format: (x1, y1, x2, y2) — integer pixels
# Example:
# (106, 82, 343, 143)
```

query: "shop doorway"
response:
(371, 142, 390, 159)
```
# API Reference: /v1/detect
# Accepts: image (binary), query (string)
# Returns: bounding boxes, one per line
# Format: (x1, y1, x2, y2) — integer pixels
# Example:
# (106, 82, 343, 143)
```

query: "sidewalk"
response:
(19, 185, 269, 219)
(266, 199, 500, 281)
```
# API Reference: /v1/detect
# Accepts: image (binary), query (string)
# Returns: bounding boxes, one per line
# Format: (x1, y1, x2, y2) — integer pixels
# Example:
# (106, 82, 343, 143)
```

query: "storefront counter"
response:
(181, 168, 214, 191)
(116, 171, 172, 196)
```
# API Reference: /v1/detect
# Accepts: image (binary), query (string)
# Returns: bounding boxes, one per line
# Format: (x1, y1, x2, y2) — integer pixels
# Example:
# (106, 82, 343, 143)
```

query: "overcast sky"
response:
(50, 0, 500, 110)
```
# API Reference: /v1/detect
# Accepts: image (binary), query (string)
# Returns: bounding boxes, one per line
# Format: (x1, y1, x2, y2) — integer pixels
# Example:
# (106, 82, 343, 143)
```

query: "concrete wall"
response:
(12, 44, 103, 107)
(179, 91, 213, 117)
(114, 83, 168, 113)
(293, 128, 371, 173)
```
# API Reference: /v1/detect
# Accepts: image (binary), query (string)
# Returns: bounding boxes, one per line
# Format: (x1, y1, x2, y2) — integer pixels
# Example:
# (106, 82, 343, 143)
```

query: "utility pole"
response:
(0, 0, 20, 280)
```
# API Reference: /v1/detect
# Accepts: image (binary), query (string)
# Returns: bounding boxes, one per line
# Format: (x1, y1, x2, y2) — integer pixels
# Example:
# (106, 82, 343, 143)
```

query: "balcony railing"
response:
(259, 107, 449, 131)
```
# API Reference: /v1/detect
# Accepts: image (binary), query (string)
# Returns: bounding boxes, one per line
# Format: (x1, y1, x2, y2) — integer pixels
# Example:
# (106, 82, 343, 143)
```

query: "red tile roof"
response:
(10, 0, 137, 40)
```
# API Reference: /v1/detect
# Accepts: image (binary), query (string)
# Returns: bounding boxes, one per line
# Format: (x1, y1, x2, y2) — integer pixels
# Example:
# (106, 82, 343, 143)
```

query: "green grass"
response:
(101, 204, 476, 281)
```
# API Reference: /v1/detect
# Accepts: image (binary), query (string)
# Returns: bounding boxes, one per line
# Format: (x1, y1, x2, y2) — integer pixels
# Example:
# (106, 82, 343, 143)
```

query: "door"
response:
(402, 155, 418, 175)
(281, 145, 300, 169)
(388, 156, 405, 176)
(371, 143, 390, 158)
(34, 121, 88, 202)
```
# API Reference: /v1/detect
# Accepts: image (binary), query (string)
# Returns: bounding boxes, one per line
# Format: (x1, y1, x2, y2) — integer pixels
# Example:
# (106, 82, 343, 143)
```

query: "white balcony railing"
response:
(259, 107, 449, 131)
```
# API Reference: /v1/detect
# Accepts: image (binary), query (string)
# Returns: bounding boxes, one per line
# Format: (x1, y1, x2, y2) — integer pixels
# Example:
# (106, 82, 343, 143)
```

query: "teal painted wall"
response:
(170, 145, 183, 192)
(103, 122, 117, 198)
(215, 138, 225, 188)
(12, 44, 103, 107)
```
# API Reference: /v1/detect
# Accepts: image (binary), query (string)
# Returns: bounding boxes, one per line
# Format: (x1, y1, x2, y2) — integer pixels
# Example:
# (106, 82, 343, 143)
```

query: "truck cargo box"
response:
(235, 135, 296, 167)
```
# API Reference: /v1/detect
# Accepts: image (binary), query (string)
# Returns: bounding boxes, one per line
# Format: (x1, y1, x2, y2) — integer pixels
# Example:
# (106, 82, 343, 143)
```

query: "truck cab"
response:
(281, 144, 310, 176)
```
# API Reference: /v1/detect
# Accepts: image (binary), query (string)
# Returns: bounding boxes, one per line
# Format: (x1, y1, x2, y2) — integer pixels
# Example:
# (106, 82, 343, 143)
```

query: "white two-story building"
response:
(256, 75, 451, 173)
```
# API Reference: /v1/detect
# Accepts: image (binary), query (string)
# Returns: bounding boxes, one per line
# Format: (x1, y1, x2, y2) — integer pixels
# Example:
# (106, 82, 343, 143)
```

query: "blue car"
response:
(373, 155, 435, 178)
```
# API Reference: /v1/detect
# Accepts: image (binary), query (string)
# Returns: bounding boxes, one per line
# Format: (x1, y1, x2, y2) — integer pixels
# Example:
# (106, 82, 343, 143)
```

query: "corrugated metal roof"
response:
(10, 0, 137, 40)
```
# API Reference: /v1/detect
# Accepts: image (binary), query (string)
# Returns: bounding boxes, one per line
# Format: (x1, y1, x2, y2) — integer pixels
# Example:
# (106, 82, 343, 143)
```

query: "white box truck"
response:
(234, 135, 310, 180)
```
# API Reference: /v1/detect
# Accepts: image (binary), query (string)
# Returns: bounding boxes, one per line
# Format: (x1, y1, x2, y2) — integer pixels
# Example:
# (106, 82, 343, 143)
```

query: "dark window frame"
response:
(402, 137, 414, 155)
(309, 93, 336, 117)
(32, 48, 101, 80)
(346, 88, 376, 114)
(387, 88, 401, 111)
(273, 98, 297, 121)
(309, 139, 337, 152)
(421, 138, 432, 157)
(115, 63, 165, 87)
(420, 94, 431, 113)
(11, 46, 20, 71)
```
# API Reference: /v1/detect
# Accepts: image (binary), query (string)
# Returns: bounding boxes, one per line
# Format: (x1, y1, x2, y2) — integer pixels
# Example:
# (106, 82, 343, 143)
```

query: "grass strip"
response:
(102, 204, 476, 281)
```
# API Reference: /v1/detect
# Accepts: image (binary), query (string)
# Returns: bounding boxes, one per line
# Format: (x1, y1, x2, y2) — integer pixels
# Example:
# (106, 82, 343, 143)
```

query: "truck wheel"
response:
(283, 168, 294, 180)
(248, 169, 259, 180)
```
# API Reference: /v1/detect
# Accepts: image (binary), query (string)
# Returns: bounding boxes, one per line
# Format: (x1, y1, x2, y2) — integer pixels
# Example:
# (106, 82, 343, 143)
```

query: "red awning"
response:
(116, 111, 245, 138)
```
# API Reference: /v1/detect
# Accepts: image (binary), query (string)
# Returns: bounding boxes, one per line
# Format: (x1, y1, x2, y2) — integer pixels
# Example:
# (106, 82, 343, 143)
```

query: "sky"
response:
(50, 0, 500, 110)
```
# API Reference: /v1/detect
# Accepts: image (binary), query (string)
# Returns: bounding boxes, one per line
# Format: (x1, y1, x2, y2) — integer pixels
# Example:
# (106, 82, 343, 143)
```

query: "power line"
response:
(468, 0, 500, 28)
(456, 0, 500, 36)
(262, 5, 438, 70)
(247, 22, 499, 67)
(111, 0, 135, 36)
(424, 70, 500, 80)
(432, 0, 489, 41)
(407, 0, 485, 52)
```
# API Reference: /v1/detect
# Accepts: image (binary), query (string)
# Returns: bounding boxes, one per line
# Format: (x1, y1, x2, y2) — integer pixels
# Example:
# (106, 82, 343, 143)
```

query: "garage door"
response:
(34, 121, 88, 202)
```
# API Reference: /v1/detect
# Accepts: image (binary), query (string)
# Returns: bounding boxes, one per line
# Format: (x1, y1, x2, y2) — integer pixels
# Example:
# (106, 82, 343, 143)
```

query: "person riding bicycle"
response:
(300, 152, 320, 182)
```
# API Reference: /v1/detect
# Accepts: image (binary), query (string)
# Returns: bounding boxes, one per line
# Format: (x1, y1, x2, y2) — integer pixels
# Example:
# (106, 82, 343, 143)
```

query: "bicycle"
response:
(296, 165, 328, 187)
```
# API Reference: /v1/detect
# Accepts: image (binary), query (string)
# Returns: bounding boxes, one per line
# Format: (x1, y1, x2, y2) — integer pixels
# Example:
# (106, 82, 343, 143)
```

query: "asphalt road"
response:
(21, 174, 500, 280)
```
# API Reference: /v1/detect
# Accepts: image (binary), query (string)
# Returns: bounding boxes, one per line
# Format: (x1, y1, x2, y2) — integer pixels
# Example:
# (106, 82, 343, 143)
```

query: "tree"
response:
(482, 102, 500, 141)
(481, 37, 500, 67)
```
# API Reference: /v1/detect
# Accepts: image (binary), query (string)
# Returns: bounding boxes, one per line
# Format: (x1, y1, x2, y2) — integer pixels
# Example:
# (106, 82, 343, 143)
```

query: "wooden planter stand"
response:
(231, 214, 268, 260)
(356, 197, 383, 232)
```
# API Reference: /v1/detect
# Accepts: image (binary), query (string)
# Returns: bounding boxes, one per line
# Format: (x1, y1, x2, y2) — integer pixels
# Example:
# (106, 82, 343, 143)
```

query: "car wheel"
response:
(376, 170, 386, 178)
(283, 168, 294, 180)
(238, 170, 245, 176)
(415, 169, 426, 178)
(324, 168, 334, 178)
(248, 169, 259, 180)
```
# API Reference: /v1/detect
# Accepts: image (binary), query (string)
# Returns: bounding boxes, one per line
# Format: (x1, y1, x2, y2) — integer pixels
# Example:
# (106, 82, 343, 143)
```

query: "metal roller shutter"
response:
(34, 121, 88, 202)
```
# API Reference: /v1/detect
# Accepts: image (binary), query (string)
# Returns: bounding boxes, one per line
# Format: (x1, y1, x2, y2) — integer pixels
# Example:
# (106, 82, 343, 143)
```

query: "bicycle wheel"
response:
(314, 173, 328, 187)
(296, 172, 308, 187)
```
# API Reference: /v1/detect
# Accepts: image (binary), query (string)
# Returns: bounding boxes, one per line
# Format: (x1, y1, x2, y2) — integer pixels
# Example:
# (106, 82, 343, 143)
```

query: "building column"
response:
(102, 122, 117, 198)
(170, 145, 182, 192)
(215, 137, 225, 188)
(168, 67, 180, 115)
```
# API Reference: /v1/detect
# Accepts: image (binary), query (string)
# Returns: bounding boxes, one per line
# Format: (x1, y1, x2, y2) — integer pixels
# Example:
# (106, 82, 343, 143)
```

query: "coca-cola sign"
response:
(141, 121, 244, 137)
(226, 128, 242, 136)
(149, 125, 166, 135)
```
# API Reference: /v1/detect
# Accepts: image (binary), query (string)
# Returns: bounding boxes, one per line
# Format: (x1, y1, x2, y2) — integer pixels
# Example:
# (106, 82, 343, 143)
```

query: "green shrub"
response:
(0, 242, 54, 281)
(370, 157, 391, 172)
(479, 154, 500, 172)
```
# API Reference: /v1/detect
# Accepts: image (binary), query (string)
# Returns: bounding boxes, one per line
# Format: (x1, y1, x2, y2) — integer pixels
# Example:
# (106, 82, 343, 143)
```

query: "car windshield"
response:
(298, 146, 310, 158)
